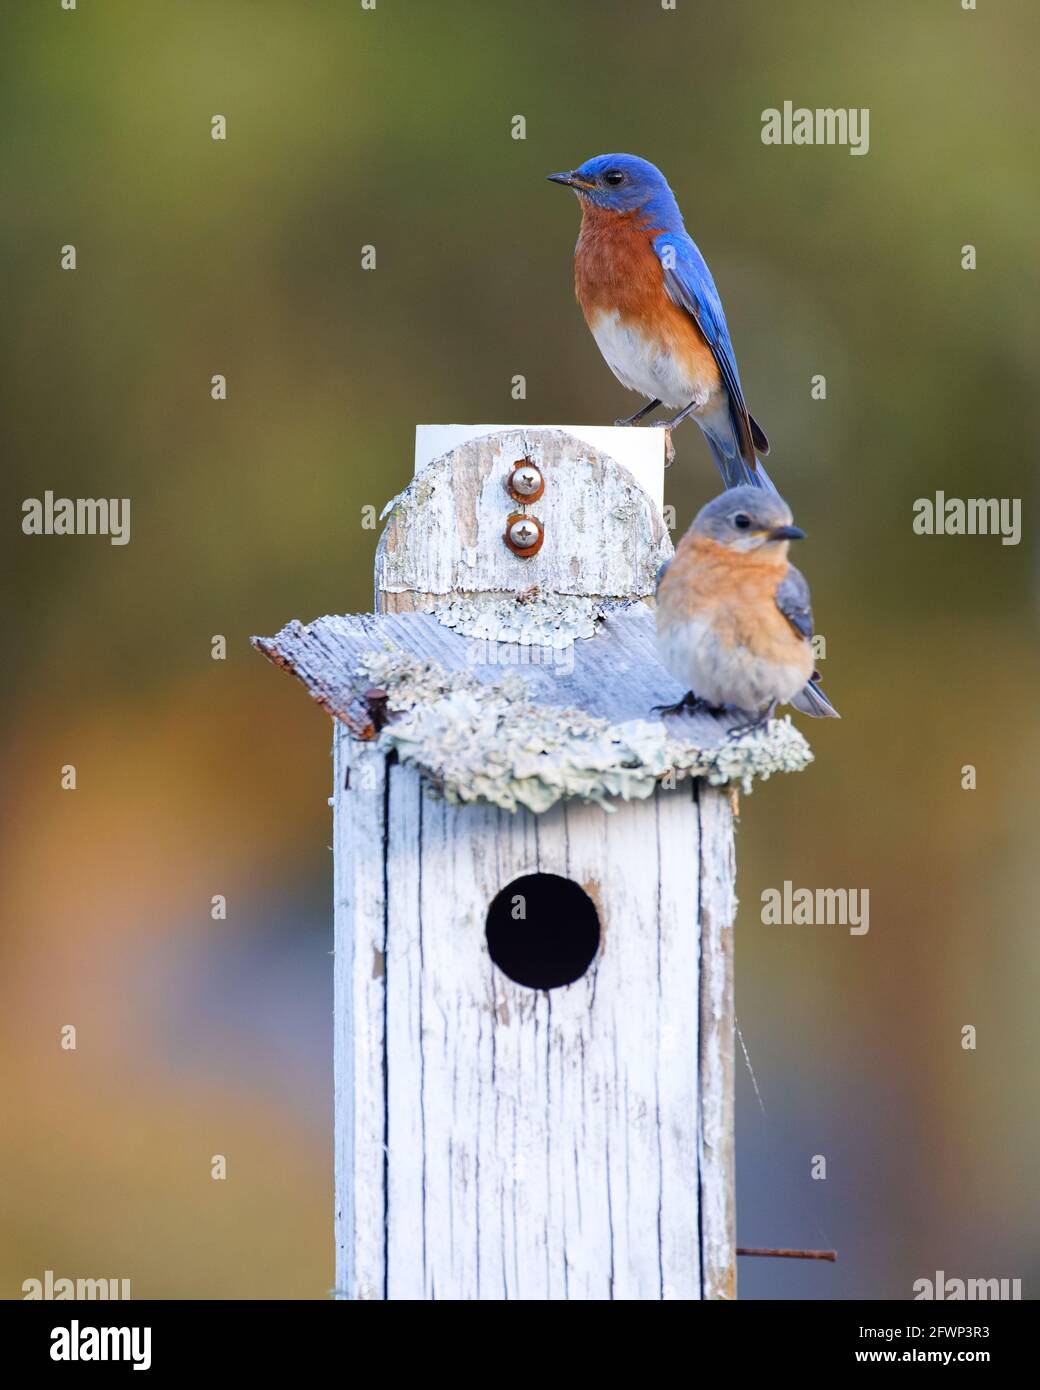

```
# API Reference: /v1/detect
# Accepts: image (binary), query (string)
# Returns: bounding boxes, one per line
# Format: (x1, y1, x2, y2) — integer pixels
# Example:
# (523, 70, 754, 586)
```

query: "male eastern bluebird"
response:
(655, 487, 839, 724)
(548, 153, 774, 492)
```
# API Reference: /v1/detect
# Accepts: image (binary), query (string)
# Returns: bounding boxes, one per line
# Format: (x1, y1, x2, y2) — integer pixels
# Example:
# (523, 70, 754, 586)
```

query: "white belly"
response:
(590, 310, 707, 409)
(657, 618, 807, 713)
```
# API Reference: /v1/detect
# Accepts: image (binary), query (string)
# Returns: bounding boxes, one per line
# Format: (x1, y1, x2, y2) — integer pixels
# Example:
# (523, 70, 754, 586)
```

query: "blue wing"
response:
(777, 565, 841, 718)
(653, 232, 769, 467)
(775, 563, 814, 641)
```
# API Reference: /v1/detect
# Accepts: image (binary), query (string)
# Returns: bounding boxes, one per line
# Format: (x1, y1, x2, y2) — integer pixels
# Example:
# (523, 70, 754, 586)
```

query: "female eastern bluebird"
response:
(548, 153, 774, 492)
(655, 487, 839, 724)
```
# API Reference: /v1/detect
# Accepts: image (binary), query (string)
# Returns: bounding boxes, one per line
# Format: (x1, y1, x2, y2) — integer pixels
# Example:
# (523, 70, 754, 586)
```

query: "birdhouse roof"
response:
(252, 599, 812, 814)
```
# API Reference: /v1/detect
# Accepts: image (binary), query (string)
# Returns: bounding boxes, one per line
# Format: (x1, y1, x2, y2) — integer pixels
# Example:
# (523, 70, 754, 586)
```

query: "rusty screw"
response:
(504, 513, 544, 557)
(507, 460, 545, 503)
(363, 687, 390, 732)
(509, 517, 540, 548)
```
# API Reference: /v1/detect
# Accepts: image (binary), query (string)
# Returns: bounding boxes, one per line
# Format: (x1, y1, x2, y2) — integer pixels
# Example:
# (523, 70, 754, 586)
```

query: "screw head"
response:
(512, 464, 542, 497)
(507, 459, 545, 503)
(509, 517, 540, 549)
(504, 512, 545, 556)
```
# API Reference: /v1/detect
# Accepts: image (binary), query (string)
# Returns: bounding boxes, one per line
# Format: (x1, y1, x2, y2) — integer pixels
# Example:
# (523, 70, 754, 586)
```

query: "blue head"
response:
(547, 153, 683, 226)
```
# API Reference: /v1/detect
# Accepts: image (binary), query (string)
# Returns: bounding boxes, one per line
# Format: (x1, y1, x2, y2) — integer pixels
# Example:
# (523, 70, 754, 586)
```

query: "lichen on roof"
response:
(359, 647, 812, 814)
(432, 590, 631, 649)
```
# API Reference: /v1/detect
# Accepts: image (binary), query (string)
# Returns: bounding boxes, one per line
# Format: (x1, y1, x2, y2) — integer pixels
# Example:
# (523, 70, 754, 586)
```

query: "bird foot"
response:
(651, 412, 696, 430)
(653, 691, 722, 719)
(644, 423, 676, 464)
(725, 703, 777, 740)
(614, 399, 662, 427)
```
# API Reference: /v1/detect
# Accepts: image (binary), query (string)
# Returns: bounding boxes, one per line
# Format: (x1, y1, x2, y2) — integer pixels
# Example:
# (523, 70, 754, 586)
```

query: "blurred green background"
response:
(3, 0, 1038, 1299)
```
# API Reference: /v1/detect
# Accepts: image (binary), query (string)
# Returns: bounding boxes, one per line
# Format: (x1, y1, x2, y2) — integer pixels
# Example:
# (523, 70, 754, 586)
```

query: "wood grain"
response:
(375, 428, 672, 612)
(265, 428, 746, 1301)
(254, 606, 742, 745)
(375, 761, 703, 1299)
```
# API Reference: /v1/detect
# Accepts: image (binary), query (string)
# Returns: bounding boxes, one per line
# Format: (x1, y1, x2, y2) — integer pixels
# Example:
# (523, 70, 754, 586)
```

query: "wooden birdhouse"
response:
(254, 426, 812, 1301)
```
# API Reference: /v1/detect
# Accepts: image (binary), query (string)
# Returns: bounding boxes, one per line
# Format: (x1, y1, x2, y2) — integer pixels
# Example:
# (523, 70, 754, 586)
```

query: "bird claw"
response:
(725, 704, 777, 740)
(652, 692, 720, 720)
(614, 399, 662, 427)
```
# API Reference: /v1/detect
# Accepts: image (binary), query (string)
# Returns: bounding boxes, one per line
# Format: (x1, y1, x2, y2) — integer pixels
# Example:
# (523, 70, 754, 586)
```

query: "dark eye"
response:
(733, 513, 752, 530)
(604, 170, 625, 186)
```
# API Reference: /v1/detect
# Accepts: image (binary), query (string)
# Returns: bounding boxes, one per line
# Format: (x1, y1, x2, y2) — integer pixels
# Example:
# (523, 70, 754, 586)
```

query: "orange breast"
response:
(574, 204, 717, 380)
(662, 535, 809, 667)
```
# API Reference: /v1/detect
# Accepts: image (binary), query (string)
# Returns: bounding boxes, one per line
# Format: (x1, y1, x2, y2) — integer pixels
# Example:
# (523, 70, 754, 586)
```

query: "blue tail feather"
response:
(705, 431, 780, 497)
(791, 678, 841, 719)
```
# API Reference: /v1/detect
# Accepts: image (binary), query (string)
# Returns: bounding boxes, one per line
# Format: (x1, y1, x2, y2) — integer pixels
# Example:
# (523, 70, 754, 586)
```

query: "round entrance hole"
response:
(485, 873, 600, 991)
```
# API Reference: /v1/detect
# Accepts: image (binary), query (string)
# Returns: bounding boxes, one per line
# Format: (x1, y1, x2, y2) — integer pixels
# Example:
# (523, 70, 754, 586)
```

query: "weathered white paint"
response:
(333, 741, 726, 1299)
(313, 427, 738, 1300)
(414, 424, 666, 511)
(253, 609, 814, 812)
(697, 787, 738, 1300)
(377, 428, 672, 612)
(332, 737, 388, 1301)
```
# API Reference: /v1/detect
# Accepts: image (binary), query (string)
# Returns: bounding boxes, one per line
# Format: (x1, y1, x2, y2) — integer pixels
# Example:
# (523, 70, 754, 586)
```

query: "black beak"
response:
(547, 170, 591, 190)
(768, 525, 806, 541)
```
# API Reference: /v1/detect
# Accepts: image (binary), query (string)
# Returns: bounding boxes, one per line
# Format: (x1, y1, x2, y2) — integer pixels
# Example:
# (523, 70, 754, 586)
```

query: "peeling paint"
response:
(583, 876, 605, 949)
(433, 593, 632, 649)
(373, 428, 672, 611)
(451, 449, 494, 551)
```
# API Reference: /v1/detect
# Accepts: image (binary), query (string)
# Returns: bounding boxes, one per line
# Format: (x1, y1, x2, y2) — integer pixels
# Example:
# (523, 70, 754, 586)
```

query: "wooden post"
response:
(254, 427, 812, 1299)
(332, 743, 736, 1299)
